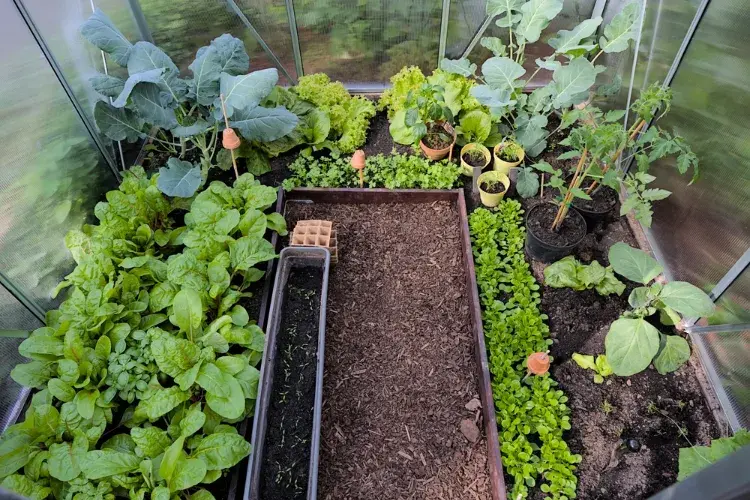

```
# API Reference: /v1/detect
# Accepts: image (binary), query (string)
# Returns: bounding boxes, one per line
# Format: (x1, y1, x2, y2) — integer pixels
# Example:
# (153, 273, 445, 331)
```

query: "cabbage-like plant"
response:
(604, 243, 714, 376)
(81, 9, 298, 194)
(441, 2, 641, 156)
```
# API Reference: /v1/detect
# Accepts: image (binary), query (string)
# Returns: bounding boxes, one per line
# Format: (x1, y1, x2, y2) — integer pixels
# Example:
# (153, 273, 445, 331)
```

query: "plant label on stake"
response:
(351, 150, 365, 188)
(220, 93, 241, 179)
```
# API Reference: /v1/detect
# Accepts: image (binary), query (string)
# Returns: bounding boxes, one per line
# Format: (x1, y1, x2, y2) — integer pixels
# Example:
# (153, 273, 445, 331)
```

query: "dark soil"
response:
(481, 181, 506, 194)
(527, 202, 587, 247)
(462, 151, 487, 168)
(259, 267, 323, 500)
(422, 123, 453, 150)
(573, 185, 618, 214)
(285, 202, 492, 500)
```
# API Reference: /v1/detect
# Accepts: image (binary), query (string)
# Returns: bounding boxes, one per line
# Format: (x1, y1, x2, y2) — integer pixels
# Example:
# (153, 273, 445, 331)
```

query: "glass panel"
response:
(709, 269, 750, 326)
(0, 1, 117, 312)
(294, 0, 443, 84)
(135, 0, 295, 83)
(445, 0, 486, 59)
(457, 0, 596, 86)
(641, 0, 750, 299)
(693, 329, 750, 430)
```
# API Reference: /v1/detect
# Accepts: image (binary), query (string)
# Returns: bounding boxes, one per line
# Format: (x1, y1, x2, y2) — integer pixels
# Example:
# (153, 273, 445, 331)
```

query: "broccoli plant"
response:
(441, 2, 641, 156)
(604, 243, 714, 376)
(81, 9, 298, 193)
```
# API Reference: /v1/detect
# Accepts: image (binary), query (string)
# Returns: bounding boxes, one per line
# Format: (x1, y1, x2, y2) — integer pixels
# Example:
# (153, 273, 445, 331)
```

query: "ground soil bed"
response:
(285, 201, 492, 500)
(259, 266, 323, 500)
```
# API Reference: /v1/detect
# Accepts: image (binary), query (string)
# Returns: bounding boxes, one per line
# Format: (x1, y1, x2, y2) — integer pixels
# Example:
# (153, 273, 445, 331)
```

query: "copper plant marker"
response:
(220, 93, 240, 179)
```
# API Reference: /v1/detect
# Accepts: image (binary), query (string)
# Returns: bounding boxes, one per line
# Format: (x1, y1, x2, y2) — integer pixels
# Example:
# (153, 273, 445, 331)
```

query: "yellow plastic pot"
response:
(460, 143, 491, 176)
(477, 171, 510, 207)
(493, 142, 525, 175)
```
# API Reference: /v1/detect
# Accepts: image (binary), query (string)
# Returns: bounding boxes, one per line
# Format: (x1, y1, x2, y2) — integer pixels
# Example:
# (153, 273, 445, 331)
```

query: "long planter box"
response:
(245, 246, 331, 500)
(273, 188, 507, 500)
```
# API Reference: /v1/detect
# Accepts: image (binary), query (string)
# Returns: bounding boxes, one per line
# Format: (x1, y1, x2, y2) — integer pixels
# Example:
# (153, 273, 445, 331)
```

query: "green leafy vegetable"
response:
(544, 256, 625, 295)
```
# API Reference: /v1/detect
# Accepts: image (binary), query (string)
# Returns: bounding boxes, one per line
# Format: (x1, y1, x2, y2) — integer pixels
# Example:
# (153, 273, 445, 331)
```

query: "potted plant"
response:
(477, 170, 510, 207)
(522, 84, 699, 261)
(460, 143, 491, 176)
(493, 140, 525, 175)
(420, 121, 457, 161)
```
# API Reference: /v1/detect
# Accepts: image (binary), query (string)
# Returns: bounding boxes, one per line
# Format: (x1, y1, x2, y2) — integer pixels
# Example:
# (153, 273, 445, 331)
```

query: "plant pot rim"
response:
(571, 184, 618, 215)
(478, 170, 509, 195)
(526, 202, 586, 250)
(420, 122, 456, 153)
(460, 143, 491, 169)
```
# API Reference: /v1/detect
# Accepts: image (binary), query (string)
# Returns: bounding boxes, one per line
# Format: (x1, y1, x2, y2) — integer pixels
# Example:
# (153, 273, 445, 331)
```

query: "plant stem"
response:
(591, 49, 604, 63)
(523, 67, 542, 89)
(585, 119, 646, 193)
(508, 22, 514, 60)
(551, 148, 588, 231)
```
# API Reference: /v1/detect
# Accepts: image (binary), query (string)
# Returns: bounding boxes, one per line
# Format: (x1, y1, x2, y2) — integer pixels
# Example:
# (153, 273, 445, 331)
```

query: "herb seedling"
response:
(601, 400, 615, 415)
(572, 353, 614, 384)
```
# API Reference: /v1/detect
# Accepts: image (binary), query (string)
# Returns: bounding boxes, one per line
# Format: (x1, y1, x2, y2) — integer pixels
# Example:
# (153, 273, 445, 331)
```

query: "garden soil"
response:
(285, 201, 492, 500)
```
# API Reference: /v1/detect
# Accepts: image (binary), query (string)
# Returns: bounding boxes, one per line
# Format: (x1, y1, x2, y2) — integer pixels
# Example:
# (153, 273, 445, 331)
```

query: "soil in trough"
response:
(259, 266, 322, 500)
(285, 201, 492, 500)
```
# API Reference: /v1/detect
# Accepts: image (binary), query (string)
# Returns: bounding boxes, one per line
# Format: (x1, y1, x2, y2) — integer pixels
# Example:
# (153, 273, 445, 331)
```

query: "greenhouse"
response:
(0, 0, 748, 499)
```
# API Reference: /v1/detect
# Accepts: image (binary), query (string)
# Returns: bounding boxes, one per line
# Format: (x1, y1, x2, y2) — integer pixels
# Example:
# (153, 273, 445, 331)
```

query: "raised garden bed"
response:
(282, 188, 504, 500)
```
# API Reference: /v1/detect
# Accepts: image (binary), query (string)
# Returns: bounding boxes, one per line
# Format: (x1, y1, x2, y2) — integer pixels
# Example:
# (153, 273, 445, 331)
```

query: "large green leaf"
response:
(231, 105, 299, 142)
(515, 113, 547, 156)
(79, 450, 140, 479)
(172, 288, 204, 338)
(191, 34, 250, 106)
(1, 475, 51, 500)
(551, 58, 597, 108)
(678, 430, 750, 480)
(193, 433, 252, 470)
(515, 0, 563, 43)
(482, 57, 526, 91)
(659, 281, 715, 318)
(599, 2, 640, 53)
(653, 334, 690, 375)
(157, 158, 202, 198)
(112, 68, 165, 107)
(439, 58, 477, 77)
(127, 41, 187, 105)
(516, 167, 540, 198)
(205, 373, 245, 419)
(217, 69, 278, 117)
(81, 9, 132, 66)
(470, 85, 515, 118)
(131, 426, 172, 458)
(0, 434, 34, 477)
(134, 387, 191, 421)
(94, 100, 144, 142)
(172, 119, 213, 138)
(608, 242, 663, 284)
(486, 0, 524, 18)
(48, 441, 83, 481)
(90, 73, 125, 98)
(196, 363, 230, 398)
(229, 236, 276, 271)
(457, 109, 491, 143)
(388, 109, 420, 145)
(18, 334, 63, 360)
(605, 317, 660, 376)
(130, 82, 178, 129)
(170, 456, 206, 491)
(548, 17, 602, 55)
(10, 361, 54, 388)
(150, 329, 201, 378)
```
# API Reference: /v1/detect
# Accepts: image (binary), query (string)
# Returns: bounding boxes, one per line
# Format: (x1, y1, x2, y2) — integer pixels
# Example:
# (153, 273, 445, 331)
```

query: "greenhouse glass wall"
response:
(0, 0, 748, 498)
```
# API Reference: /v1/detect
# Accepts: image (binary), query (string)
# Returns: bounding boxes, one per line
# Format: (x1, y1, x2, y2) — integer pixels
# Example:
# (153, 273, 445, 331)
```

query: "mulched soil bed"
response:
(259, 266, 323, 500)
(285, 201, 492, 500)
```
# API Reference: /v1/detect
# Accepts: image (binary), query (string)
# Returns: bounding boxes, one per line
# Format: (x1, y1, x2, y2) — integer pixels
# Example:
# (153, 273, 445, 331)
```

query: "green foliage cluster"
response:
(571, 353, 613, 384)
(378, 67, 496, 146)
(544, 256, 625, 296)
(0, 167, 287, 499)
(281, 152, 461, 191)
(290, 74, 376, 154)
(678, 429, 750, 480)
(604, 243, 714, 377)
(469, 201, 579, 499)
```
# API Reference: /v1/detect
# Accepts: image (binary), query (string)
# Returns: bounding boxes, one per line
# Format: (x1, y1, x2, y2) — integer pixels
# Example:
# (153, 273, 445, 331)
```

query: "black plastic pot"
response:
(572, 185, 618, 231)
(246, 246, 331, 500)
(525, 203, 587, 263)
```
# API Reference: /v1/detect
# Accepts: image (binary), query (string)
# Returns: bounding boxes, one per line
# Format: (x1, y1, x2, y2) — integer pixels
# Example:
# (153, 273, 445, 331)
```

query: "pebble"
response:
(460, 419, 480, 443)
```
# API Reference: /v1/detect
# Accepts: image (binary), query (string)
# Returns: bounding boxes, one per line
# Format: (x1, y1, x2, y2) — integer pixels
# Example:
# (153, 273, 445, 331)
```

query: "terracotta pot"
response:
(477, 171, 510, 208)
(420, 122, 456, 161)
(493, 142, 525, 175)
(460, 143, 491, 176)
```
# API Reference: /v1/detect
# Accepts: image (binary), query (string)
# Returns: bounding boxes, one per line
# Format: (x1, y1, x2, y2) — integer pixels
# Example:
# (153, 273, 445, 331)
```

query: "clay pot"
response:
(477, 171, 510, 208)
(527, 352, 550, 375)
(460, 143, 491, 176)
(419, 122, 456, 161)
(223, 128, 241, 150)
(493, 142, 525, 175)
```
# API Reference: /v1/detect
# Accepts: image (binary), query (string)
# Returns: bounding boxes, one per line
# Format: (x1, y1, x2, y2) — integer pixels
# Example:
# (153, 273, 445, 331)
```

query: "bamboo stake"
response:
(219, 94, 240, 180)
(551, 148, 588, 231)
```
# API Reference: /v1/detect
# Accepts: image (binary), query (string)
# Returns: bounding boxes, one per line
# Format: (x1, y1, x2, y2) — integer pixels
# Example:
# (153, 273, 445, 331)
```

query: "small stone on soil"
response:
(465, 398, 482, 412)
(460, 419, 480, 443)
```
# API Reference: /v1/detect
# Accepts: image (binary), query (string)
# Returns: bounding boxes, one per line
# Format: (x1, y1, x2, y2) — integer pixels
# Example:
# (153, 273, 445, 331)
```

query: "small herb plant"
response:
(604, 243, 714, 376)
(470, 202, 579, 499)
(522, 84, 698, 229)
(282, 152, 460, 191)
(678, 429, 750, 480)
(544, 256, 625, 296)
(394, 83, 454, 147)
(572, 353, 614, 383)
(463, 149, 486, 165)
(498, 141, 524, 162)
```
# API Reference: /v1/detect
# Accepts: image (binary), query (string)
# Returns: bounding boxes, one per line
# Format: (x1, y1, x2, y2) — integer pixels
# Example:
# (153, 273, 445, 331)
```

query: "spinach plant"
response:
(0, 167, 286, 499)
(442, 2, 640, 156)
(81, 9, 298, 193)
(544, 255, 625, 295)
(604, 243, 714, 376)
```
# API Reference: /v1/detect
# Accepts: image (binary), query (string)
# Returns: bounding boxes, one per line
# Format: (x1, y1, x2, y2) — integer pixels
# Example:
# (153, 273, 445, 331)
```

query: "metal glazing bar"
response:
(12, 0, 119, 181)
(690, 334, 742, 430)
(591, 0, 608, 19)
(687, 323, 750, 335)
(0, 271, 45, 324)
(619, 0, 648, 167)
(438, 0, 452, 63)
(641, 0, 664, 86)
(285, 0, 303, 77)
(461, 15, 493, 59)
(127, 0, 154, 43)
(223, 0, 297, 84)
(709, 249, 750, 302)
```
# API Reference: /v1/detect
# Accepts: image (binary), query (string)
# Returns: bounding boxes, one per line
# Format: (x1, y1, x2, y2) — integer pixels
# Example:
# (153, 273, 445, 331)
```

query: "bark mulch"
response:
(285, 201, 492, 500)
